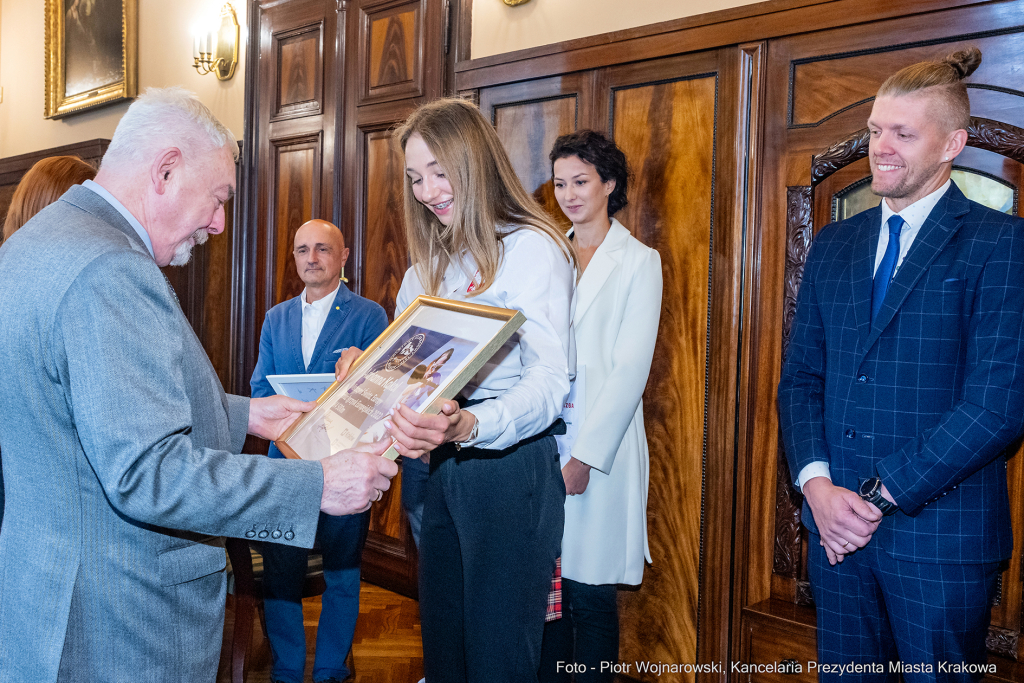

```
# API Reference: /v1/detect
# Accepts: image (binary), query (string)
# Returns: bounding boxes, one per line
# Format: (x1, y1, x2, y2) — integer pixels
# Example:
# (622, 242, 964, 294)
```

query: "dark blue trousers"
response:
(259, 509, 370, 683)
(419, 435, 565, 683)
(808, 537, 999, 683)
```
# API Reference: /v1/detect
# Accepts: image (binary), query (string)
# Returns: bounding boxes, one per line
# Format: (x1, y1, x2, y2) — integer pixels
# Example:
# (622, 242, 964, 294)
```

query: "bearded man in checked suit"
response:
(779, 47, 1024, 680)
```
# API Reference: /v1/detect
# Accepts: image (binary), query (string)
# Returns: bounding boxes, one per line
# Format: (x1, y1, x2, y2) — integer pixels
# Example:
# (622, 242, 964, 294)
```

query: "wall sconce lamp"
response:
(193, 3, 239, 80)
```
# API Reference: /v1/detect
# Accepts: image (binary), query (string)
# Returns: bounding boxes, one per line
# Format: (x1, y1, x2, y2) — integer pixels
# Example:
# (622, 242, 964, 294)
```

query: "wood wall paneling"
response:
(609, 62, 722, 681)
(360, 128, 411, 318)
(0, 139, 107, 238)
(275, 24, 324, 119)
(453, 0, 988, 92)
(493, 96, 577, 229)
(271, 136, 322, 307)
(360, 0, 424, 104)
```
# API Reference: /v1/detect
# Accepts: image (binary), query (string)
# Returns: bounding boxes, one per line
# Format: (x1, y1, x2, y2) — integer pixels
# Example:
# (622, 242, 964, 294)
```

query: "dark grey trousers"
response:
(419, 435, 565, 683)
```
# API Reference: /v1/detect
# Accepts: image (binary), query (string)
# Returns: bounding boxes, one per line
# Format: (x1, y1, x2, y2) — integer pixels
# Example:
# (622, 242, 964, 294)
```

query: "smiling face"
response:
(868, 92, 965, 212)
(151, 144, 236, 267)
(552, 155, 615, 228)
(293, 219, 349, 292)
(404, 132, 455, 226)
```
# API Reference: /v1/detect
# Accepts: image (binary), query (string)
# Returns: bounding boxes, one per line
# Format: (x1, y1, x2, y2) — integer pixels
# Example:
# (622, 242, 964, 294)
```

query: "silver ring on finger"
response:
(374, 489, 383, 502)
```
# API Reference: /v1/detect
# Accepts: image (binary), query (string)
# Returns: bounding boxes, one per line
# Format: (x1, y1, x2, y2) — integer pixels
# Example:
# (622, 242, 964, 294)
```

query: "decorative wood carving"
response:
(967, 116, 1024, 164)
(987, 625, 1018, 661)
(796, 580, 814, 607)
(810, 129, 869, 187)
(773, 186, 812, 579)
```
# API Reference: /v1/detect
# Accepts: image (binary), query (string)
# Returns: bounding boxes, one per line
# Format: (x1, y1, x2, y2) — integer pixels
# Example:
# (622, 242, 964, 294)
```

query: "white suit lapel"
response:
(572, 220, 630, 325)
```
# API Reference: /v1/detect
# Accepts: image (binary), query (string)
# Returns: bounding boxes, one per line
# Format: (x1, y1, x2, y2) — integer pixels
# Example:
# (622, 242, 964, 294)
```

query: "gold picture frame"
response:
(276, 295, 526, 461)
(45, 0, 138, 119)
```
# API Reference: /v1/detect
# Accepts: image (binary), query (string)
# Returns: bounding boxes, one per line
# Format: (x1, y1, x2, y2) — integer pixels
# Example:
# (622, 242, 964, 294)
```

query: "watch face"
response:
(859, 478, 876, 497)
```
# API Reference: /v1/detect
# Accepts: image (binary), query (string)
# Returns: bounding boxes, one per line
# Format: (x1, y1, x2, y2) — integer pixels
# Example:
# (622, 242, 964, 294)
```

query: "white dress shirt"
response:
(300, 282, 341, 369)
(394, 228, 574, 450)
(796, 179, 952, 491)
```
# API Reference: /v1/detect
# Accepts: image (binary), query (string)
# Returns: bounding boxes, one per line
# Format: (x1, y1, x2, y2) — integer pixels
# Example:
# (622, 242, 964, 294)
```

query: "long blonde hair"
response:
(396, 98, 574, 297)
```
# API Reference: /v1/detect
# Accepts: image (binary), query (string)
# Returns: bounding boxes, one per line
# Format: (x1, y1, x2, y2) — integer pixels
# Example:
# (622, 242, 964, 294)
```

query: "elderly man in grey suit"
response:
(0, 88, 398, 683)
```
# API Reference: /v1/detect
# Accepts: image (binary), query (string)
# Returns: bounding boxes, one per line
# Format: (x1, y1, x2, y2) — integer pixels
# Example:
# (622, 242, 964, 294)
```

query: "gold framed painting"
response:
(45, 0, 138, 119)
(276, 295, 526, 461)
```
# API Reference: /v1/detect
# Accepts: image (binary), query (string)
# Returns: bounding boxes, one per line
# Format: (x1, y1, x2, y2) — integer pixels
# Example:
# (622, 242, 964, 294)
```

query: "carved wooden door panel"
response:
(474, 45, 756, 681)
(745, 2, 1024, 672)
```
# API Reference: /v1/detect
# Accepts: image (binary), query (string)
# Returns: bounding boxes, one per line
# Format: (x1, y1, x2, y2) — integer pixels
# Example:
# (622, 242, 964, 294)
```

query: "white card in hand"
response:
(267, 373, 336, 402)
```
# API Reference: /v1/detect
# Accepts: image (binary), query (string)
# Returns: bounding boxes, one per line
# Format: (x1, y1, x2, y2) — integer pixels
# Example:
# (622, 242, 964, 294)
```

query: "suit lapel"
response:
(864, 184, 969, 350)
(284, 297, 305, 371)
(573, 220, 629, 325)
(308, 286, 351, 370)
(850, 207, 881, 353)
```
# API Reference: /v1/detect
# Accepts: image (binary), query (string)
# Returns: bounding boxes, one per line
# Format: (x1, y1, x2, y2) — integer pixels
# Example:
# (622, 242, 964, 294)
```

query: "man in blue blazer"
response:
(251, 219, 388, 683)
(779, 48, 1024, 678)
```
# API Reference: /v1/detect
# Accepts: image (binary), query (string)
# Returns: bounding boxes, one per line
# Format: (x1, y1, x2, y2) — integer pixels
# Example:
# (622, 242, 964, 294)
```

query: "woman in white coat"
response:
(539, 130, 662, 683)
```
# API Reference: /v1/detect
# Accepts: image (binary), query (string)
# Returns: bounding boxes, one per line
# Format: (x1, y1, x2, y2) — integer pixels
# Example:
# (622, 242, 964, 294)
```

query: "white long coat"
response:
(561, 219, 662, 586)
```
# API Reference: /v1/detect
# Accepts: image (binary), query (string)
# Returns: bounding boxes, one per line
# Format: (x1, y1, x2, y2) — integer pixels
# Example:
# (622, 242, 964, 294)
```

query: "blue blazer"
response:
(779, 183, 1024, 564)
(251, 285, 389, 458)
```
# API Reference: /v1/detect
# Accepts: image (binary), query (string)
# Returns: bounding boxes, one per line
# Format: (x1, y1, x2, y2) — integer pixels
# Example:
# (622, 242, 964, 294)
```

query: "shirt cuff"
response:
(461, 399, 516, 450)
(796, 462, 831, 492)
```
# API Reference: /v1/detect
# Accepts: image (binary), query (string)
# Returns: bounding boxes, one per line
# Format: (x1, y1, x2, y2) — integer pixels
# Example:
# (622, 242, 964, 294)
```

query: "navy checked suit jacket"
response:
(778, 183, 1024, 565)
(250, 285, 388, 459)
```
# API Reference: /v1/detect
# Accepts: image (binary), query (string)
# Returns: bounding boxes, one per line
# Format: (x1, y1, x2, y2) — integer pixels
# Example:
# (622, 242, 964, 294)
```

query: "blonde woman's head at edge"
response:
(396, 97, 574, 297)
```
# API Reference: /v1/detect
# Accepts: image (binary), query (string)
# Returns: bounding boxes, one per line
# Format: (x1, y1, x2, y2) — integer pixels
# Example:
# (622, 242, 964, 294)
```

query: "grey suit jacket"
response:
(0, 186, 325, 682)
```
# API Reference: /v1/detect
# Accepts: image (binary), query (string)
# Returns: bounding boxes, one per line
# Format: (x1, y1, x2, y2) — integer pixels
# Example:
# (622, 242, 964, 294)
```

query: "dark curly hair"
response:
(549, 130, 631, 217)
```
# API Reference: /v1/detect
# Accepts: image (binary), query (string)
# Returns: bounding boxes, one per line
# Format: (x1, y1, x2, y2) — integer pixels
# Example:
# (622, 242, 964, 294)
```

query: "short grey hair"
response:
(101, 87, 237, 173)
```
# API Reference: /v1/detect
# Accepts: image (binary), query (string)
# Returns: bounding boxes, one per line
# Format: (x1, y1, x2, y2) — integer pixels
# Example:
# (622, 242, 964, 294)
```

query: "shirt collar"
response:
(301, 282, 341, 311)
(82, 179, 155, 259)
(880, 178, 952, 232)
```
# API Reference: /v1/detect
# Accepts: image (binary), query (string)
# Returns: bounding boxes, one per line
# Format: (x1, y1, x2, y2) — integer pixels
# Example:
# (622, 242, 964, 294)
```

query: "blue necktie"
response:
(871, 215, 904, 323)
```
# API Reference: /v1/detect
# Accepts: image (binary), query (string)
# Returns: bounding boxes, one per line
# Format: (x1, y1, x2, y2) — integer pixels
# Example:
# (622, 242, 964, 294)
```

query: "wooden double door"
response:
(240, 0, 463, 596)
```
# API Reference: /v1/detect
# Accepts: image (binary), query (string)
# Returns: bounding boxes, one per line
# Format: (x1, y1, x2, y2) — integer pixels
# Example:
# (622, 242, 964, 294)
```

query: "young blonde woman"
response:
(540, 130, 662, 683)
(335, 98, 574, 683)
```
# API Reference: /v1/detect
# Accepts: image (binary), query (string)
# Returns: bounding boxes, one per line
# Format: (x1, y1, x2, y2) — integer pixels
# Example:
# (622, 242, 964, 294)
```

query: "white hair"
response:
(101, 87, 237, 173)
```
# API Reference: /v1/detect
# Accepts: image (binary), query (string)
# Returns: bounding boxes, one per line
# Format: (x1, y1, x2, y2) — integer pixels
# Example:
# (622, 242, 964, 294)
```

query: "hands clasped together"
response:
(802, 476, 895, 565)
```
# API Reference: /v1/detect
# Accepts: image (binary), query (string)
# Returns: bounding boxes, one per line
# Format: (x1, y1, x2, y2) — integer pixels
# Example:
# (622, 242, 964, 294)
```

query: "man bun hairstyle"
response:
(549, 130, 631, 217)
(877, 46, 981, 132)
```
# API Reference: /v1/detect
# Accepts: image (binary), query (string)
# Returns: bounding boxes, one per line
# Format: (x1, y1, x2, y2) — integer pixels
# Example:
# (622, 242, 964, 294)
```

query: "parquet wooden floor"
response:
(217, 582, 424, 683)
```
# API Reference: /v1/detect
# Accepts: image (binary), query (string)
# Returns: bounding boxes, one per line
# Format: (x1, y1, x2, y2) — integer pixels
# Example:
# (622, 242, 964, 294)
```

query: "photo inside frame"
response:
(281, 300, 514, 461)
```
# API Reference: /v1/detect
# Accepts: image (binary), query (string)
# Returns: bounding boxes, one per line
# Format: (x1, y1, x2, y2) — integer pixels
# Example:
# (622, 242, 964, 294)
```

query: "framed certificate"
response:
(275, 295, 525, 461)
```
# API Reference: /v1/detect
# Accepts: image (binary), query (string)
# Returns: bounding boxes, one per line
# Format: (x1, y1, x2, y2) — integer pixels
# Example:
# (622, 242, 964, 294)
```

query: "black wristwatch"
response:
(859, 477, 899, 516)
